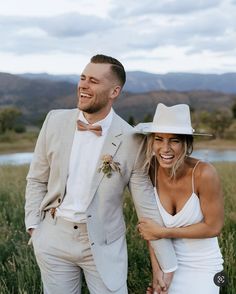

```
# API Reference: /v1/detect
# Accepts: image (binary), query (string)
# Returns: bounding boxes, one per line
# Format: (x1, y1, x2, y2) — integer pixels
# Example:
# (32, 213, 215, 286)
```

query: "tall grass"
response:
(0, 163, 235, 293)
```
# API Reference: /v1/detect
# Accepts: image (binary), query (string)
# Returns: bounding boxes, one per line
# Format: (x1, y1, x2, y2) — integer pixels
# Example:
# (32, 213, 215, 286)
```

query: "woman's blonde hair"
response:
(144, 134, 194, 179)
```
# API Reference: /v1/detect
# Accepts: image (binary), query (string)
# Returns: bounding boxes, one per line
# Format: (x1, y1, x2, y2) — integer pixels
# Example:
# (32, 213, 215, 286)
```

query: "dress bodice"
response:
(154, 189, 203, 228)
(154, 161, 223, 272)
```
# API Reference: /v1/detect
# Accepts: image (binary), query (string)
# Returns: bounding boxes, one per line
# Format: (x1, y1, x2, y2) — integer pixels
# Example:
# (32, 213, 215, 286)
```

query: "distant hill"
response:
(19, 71, 236, 94)
(115, 90, 236, 122)
(0, 72, 76, 123)
(126, 72, 236, 94)
(0, 72, 236, 124)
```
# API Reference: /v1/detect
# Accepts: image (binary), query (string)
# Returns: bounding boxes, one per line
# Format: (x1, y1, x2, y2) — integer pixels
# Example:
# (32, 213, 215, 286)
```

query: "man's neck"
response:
(83, 108, 112, 124)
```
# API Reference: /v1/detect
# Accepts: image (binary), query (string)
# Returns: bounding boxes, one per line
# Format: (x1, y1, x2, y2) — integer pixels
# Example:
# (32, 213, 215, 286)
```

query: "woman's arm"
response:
(139, 163, 224, 240)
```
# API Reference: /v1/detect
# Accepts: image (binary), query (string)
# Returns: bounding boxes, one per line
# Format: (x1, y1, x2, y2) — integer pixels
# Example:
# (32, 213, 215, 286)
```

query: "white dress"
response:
(155, 162, 223, 294)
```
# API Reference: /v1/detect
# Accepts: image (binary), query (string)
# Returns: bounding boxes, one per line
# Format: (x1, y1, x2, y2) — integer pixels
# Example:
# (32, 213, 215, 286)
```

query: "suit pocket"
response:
(105, 225, 126, 245)
(31, 224, 42, 244)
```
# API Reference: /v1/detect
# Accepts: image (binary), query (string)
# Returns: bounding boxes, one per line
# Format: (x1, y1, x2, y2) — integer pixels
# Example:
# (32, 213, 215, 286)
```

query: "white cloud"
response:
(0, 0, 111, 17)
(0, 0, 235, 74)
(0, 13, 115, 54)
(110, 0, 222, 17)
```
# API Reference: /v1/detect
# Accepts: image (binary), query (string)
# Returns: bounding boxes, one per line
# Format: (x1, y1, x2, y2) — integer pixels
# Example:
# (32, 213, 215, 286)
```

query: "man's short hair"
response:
(90, 54, 126, 87)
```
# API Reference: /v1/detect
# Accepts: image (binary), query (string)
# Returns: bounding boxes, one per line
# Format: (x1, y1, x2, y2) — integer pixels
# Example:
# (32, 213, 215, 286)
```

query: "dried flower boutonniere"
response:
(98, 154, 121, 178)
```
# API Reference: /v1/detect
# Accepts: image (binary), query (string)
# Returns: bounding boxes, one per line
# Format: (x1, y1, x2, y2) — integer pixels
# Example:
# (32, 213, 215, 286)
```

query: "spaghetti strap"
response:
(154, 157, 157, 188)
(192, 161, 201, 193)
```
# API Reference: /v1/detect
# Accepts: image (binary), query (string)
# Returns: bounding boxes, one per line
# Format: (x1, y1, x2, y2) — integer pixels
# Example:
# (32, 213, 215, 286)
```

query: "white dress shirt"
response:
(56, 109, 113, 223)
(56, 109, 113, 222)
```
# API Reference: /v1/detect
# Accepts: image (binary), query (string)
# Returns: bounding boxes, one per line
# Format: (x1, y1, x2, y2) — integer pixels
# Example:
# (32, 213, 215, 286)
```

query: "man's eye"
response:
(154, 137, 162, 141)
(91, 79, 98, 84)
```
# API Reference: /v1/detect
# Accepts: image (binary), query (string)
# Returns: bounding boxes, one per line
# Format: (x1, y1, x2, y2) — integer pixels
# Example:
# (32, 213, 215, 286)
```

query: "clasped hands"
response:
(137, 218, 172, 293)
(146, 271, 173, 294)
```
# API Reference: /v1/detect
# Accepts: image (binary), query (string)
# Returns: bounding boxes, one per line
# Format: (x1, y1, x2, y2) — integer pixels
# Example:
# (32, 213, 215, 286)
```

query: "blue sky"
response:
(0, 0, 235, 74)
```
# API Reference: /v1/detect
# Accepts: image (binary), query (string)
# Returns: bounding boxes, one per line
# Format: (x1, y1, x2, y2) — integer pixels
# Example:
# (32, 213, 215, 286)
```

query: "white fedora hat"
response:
(134, 103, 211, 136)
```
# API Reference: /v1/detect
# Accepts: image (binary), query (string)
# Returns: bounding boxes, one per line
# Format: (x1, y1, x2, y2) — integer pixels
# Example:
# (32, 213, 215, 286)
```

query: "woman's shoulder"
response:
(187, 157, 219, 181)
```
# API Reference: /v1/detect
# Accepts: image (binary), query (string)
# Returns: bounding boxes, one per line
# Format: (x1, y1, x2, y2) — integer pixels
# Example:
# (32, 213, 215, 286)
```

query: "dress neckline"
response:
(154, 187, 198, 217)
(153, 160, 201, 217)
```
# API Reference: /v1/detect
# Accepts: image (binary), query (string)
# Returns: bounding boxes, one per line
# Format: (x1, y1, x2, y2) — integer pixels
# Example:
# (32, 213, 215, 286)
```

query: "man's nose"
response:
(78, 79, 89, 89)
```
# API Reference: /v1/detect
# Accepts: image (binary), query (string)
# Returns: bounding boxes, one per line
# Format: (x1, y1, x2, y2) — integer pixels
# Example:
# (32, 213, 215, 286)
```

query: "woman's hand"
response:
(146, 269, 171, 294)
(138, 217, 165, 241)
(145, 241, 174, 294)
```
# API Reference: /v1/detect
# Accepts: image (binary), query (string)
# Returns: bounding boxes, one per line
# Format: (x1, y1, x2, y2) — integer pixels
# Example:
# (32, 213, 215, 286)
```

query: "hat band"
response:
(149, 125, 193, 134)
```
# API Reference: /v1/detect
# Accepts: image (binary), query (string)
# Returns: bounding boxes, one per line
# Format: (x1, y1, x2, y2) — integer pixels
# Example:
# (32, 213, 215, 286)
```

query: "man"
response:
(25, 54, 177, 294)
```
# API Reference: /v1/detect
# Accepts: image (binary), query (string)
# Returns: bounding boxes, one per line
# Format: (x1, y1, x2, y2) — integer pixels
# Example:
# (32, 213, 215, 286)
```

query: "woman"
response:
(135, 103, 224, 294)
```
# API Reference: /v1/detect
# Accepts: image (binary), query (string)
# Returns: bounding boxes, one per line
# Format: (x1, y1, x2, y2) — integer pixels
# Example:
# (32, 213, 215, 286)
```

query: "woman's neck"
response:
(158, 161, 187, 181)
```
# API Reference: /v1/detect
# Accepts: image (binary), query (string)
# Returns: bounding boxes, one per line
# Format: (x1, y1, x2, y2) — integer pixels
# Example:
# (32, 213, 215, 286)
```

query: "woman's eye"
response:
(154, 137, 162, 141)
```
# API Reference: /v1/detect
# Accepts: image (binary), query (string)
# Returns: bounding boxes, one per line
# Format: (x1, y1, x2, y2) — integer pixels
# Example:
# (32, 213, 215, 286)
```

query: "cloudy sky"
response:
(0, 0, 235, 75)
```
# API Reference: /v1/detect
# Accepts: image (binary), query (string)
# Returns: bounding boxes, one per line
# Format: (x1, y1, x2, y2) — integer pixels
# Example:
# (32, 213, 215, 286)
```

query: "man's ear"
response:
(111, 85, 122, 99)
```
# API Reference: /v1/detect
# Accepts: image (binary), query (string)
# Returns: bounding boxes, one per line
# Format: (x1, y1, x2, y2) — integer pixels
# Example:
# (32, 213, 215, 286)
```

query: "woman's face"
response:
(152, 133, 184, 168)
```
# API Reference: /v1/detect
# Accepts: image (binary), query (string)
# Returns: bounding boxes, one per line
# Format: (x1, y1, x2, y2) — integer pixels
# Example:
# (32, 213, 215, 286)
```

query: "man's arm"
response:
(128, 135, 178, 273)
(25, 112, 51, 230)
(147, 241, 174, 293)
(129, 170, 177, 273)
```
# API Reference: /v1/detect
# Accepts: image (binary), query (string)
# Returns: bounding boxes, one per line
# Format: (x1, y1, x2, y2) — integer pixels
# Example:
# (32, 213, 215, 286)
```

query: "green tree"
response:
(143, 113, 152, 122)
(232, 102, 236, 119)
(206, 109, 233, 139)
(0, 107, 21, 133)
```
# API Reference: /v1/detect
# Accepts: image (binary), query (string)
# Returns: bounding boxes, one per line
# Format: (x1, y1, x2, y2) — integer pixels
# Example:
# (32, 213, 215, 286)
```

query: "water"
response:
(0, 152, 33, 165)
(0, 150, 236, 165)
(192, 149, 236, 162)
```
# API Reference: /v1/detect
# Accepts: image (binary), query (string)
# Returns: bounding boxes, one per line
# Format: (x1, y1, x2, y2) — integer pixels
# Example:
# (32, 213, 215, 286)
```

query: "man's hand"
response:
(153, 270, 167, 293)
(149, 270, 174, 294)
(144, 240, 175, 294)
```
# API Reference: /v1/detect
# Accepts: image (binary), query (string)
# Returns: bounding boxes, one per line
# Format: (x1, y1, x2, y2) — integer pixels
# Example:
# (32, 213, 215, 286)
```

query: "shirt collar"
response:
(78, 108, 114, 135)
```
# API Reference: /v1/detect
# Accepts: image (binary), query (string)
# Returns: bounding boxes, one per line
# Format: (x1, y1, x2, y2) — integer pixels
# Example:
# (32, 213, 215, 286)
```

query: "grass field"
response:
(0, 163, 235, 293)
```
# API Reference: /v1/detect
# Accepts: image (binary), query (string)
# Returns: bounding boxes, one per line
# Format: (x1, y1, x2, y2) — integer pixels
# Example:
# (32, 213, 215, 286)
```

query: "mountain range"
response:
(0, 71, 235, 124)
(20, 71, 236, 94)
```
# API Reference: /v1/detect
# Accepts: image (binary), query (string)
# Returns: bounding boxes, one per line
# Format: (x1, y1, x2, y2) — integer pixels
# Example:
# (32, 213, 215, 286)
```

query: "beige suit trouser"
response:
(32, 212, 128, 294)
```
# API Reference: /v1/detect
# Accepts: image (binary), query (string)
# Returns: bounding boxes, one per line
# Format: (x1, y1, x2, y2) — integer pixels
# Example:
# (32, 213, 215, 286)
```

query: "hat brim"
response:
(134, 123, 212, 136)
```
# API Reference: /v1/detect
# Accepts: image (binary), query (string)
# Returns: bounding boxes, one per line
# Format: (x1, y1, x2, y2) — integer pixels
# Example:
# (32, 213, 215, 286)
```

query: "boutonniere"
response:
(98, 154, 121, 178)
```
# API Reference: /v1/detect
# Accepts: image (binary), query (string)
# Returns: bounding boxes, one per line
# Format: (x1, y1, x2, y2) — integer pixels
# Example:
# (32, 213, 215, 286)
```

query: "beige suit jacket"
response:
(25, 109, 177, 291)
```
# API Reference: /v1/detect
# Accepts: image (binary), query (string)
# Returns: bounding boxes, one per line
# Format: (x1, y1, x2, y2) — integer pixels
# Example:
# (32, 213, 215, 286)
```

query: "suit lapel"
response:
(59, 109, 79, 197)
(89, 114, 123, 198)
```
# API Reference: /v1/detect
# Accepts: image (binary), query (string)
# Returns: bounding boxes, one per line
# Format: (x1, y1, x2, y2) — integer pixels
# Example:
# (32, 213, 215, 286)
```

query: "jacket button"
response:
(91, 242, 94, 246)
(87, 215, 92, 218)
(74, 225, 78, 229)
(58, 198, 61, 203)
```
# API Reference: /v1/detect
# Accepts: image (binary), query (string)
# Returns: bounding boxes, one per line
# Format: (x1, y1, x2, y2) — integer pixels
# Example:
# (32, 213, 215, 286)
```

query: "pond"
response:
(192, 149, 236, 162)
(0, 149, 236, 165)
(0, 152, 33, 165)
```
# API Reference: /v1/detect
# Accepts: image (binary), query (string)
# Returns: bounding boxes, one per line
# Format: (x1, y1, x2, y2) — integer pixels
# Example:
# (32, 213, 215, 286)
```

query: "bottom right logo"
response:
(213, 271, 228, 287)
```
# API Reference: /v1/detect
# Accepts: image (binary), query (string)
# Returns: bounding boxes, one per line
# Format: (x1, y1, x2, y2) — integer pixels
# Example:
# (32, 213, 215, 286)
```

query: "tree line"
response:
(128, 103, 236, 140)
(0, 107, 25, 134)
(1, 102, 236, 139)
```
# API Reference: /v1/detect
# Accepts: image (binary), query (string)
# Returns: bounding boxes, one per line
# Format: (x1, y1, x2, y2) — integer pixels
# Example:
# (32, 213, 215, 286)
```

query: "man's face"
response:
(77, 62, 121, 115)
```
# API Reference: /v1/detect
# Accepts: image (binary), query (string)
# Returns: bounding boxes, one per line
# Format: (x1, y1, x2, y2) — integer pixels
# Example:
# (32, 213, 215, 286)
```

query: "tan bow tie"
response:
(77, 120, 102, 136)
